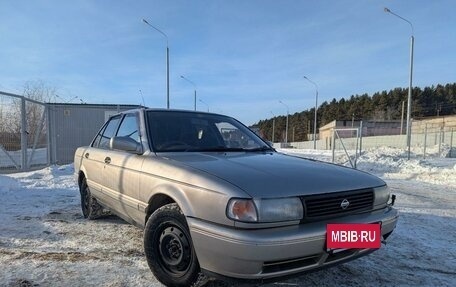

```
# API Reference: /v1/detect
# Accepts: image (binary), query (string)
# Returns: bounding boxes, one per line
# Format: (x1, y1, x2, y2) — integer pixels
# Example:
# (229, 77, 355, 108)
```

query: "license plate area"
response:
(326, 223, 381, 249)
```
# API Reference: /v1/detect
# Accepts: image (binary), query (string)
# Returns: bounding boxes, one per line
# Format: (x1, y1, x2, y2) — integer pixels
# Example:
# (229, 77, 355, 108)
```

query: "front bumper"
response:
(188, 206, 398, 280)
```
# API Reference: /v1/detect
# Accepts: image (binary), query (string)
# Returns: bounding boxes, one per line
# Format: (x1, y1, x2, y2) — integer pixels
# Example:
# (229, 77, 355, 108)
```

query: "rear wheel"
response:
(144, 203, 206, 286)
(80, 178, 103, 219)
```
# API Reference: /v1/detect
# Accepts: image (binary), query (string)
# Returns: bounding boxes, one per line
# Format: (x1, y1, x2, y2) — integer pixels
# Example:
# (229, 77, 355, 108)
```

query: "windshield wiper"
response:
(245, 146, 274, 152)
(197, 146, 275, 152)
(183, 146, 274, 152)
(196, 146, 246, 152)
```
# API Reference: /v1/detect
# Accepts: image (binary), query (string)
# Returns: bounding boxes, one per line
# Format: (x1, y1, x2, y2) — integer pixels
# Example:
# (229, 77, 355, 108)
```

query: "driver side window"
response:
(97, 116, 121, 149)
(116, 114, 140, 143)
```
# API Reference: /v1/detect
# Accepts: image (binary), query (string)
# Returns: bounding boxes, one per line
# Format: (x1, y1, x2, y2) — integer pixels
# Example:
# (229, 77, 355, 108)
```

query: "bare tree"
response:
(1, 80, 56, 150)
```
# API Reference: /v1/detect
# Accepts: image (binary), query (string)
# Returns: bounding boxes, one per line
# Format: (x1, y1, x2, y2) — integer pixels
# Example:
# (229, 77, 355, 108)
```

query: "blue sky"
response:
(1, 0, 455, 125)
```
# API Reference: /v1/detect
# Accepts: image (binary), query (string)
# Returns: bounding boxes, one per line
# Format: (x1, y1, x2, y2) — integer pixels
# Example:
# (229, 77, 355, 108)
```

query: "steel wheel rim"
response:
(158, 224, 192, 276)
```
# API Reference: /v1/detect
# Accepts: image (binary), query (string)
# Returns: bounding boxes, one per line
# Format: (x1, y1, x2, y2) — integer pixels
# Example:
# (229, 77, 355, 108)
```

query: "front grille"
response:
(302, 188, 374, 220)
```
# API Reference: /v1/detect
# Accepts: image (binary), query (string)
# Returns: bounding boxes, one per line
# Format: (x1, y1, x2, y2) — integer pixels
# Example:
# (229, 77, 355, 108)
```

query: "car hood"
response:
(162, 152, 385, 198)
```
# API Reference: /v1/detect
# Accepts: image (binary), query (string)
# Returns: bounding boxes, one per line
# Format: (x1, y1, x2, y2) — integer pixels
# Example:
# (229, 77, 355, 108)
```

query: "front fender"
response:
(141, 182, 196, 218)
(139, 172, 243, 227)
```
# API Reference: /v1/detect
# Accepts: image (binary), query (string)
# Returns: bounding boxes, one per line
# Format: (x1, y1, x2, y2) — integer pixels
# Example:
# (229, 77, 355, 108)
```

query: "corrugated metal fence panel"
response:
(48, 104, 140, 164)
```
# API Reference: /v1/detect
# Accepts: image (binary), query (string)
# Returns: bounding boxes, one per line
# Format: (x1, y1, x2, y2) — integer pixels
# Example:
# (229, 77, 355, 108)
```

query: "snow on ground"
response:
(0, 147, 455, 286)
(0, 148, 47, 169)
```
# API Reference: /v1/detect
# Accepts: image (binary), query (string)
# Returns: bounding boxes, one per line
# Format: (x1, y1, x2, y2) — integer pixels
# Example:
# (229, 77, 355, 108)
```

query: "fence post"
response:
(20, 97, 27, 171)
(354, 127, 360, 169)
(27, 105, 47, 168)
(438, 126, 443, 156)
(450, 128, 454, 158)
(45, 105, 51, 166)
(423, 124, 427, 159)
(359, 121, 363, 154)
(332, 129, 335, 163)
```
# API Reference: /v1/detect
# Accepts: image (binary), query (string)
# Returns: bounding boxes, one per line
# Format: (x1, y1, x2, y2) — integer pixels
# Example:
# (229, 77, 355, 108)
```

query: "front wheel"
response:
(144, 203, 206, 287)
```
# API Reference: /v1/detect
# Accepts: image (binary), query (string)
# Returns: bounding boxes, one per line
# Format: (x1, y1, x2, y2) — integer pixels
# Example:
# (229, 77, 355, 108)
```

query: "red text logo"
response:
(326, 223, 381, 249)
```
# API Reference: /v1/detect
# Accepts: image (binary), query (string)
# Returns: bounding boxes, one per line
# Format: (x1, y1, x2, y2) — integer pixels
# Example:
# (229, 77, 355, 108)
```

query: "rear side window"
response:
(97, 116, 121, 149)
(116, 114, 140, 143)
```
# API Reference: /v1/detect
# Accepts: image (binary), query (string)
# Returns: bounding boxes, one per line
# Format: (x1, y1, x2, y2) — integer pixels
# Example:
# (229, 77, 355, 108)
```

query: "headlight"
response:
(227, 197, 303, 223)
(226, 199, 258, 222)
(374, 185, 390, 205)
(255, 197, 303, 222)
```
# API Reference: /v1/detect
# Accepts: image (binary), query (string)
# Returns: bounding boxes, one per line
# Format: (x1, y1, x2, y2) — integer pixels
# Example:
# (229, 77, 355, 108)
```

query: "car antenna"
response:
(139, 89, 146, 107)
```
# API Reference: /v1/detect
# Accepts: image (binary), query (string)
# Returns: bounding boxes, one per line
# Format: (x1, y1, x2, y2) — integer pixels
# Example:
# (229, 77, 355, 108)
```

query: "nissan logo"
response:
(340, 199, 350, 210)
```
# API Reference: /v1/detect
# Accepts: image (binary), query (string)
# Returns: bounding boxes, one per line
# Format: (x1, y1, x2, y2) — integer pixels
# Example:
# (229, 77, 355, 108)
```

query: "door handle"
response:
(85, 153, 89, 159)
(104, 157, 111, 164)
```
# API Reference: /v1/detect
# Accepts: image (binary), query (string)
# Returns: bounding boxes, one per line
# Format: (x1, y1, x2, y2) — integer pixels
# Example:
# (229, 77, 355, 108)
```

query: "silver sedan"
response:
(74, 109, 398, 287)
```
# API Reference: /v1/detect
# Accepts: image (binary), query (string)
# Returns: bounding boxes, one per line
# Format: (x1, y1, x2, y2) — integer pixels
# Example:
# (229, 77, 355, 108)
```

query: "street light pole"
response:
(303, 76, 319, 149)
(384, 7, 414, 159)
(279, 100, 289, 143)
(270, 111, 276, 143)
(180, 75, 197, 111)
(142, 19, 170, 109)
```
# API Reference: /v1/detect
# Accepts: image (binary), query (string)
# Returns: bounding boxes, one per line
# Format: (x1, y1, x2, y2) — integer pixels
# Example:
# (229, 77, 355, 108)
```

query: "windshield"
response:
(146, 111, 272, 152)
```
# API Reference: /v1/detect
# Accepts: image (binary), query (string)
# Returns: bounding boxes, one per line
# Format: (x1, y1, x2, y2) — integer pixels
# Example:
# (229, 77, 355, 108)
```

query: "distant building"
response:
(319, 120, 403, 149)
(411, 115, 456, 133)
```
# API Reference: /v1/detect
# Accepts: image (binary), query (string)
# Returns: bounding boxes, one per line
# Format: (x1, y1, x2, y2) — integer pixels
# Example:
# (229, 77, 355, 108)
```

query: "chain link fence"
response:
(0, 91, 49, 172)
(282, 118, 456, 166)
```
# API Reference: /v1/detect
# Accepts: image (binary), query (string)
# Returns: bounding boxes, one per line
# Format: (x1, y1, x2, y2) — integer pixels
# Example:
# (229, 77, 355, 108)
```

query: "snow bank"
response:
(280, 146, 456, 188)
(0, 175, 20, 192)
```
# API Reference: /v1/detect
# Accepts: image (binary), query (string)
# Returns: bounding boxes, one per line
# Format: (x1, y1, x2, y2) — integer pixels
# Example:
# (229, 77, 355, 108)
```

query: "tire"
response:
(144, 203, 207, 287)
(80, 178, 103, 220)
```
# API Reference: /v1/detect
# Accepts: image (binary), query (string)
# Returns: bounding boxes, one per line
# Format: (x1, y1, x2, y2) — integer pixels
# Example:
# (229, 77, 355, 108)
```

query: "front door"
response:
(85, 115, 122, 199)
(102, 113, 144, 225)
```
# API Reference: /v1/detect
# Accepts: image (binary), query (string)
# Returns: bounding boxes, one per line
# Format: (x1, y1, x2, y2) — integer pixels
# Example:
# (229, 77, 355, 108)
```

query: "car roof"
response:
(117, 108, 225, 117)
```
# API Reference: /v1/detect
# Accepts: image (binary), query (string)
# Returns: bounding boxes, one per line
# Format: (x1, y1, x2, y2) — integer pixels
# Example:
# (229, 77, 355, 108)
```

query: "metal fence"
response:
(2, 89, 455, 172)
(0, 91, 49, 172)
(283, 119, 456, 165)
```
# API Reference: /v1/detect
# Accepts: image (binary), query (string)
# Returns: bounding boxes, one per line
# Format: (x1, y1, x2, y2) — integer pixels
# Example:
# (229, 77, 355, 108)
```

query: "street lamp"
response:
(270, 111, 276, 143)
(279, 100, 289, 143)
(384, 7, 414, 159)
(199, 99, 209, 112)
(142, 19, 170, 109)
(303, 76, 319, 149)
(180, 75, 197, 111)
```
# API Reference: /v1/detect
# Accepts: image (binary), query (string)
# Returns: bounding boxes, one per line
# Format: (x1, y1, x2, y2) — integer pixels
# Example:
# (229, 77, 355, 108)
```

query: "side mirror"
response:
(110, 136, 143, 154)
